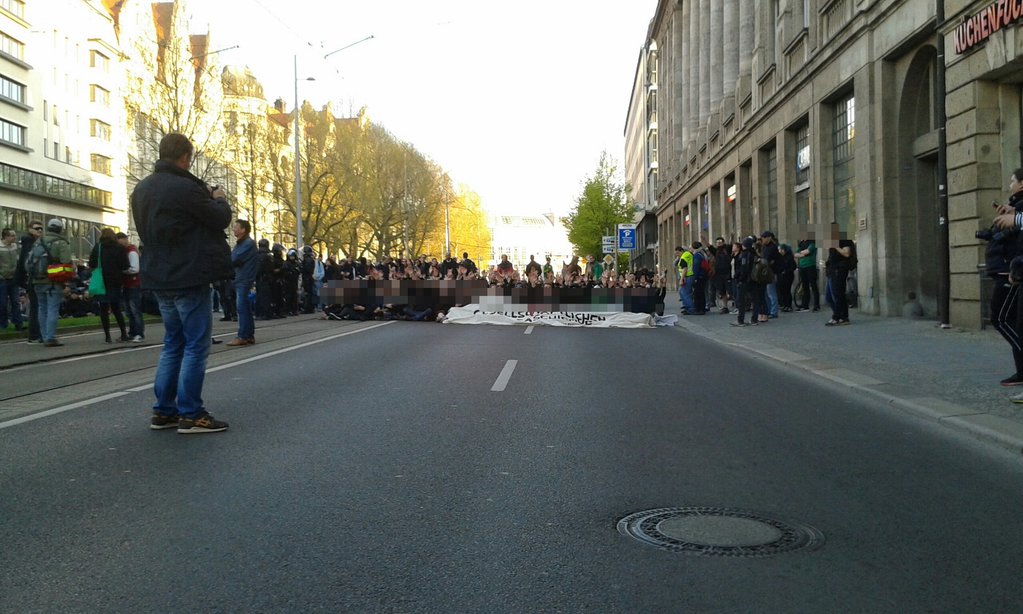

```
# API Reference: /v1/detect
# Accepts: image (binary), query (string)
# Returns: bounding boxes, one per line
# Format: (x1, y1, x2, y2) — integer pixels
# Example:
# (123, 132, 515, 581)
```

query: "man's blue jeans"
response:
(0, 277, 22, 329)
(121, 287, 144, 338)
(153, 288, 212, 419)
(679, 275, 695, 312)
(765, 281, 779, 317)
(235, 282, 254, 341)
(34, 283, 62, 342)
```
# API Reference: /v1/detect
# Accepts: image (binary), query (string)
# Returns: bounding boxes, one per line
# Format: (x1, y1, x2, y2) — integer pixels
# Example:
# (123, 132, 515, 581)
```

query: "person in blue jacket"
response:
(228, 219, 259, 347)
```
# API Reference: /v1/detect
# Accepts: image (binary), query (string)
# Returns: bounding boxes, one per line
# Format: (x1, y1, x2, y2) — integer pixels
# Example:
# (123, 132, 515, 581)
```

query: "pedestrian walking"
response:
(131, 133, 232, 434)
(117, 232, 145, 342)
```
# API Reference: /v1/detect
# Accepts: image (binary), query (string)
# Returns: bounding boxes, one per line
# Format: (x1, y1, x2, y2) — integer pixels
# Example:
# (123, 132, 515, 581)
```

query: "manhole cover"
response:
(617, 507, 824, 557)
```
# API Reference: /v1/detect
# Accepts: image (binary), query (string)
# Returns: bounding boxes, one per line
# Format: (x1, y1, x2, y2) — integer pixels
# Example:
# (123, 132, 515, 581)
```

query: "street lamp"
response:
(293, 56, 315, 250)
(292, 36, 374, 250)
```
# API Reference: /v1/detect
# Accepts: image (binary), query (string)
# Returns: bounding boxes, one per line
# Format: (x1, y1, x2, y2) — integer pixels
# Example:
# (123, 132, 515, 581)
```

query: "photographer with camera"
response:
(987, 168, 1023, 387)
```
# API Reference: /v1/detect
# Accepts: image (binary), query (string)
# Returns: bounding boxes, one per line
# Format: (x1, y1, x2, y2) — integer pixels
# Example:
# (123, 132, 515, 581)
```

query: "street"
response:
(2, 320, 1023, 613)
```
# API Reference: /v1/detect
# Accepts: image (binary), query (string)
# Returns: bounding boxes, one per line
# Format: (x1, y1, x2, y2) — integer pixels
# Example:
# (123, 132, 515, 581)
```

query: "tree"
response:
(562, 152, 633, 258)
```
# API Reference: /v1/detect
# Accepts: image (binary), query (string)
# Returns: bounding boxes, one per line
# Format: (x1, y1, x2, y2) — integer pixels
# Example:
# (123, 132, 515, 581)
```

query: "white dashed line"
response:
(491, 360, 518, 392)
(524, 326, 534, 335)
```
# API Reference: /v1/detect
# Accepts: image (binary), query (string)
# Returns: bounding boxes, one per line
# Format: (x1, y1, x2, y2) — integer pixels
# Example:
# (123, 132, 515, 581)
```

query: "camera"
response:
(977, 227, 1009, 243)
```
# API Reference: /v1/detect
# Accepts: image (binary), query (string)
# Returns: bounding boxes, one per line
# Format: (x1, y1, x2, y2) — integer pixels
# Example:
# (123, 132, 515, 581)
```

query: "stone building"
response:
(624, 40, 659, 272)
(644, 0, 1023, 328)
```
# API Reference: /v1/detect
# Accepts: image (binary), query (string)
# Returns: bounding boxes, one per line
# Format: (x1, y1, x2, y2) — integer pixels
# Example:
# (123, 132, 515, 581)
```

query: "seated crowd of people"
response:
(319, 251, 670, 322)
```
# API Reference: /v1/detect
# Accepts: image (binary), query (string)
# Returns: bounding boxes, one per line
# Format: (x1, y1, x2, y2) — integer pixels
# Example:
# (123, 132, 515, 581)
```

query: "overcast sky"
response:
(188, 0, 656, 217)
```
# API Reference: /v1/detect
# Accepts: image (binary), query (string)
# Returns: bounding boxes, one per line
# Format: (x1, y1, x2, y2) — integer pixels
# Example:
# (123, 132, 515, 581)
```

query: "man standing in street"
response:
(227, 219, 258, 347)
(132, 133, 232, 434)
(794, 237, 820, 312)
(15, 220, 43, 342)
(117, 232, 145, 342)
(29, 219, 72, 347)
(0, 228, 24, 332)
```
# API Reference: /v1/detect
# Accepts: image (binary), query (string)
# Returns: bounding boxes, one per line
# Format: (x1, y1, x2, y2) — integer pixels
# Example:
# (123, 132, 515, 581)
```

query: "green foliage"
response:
(562, 152, 633, 258)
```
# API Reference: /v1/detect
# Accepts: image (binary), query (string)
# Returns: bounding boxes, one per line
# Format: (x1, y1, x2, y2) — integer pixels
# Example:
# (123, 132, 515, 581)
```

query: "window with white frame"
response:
(0, 31, 23, 60)
(91, 153, 111, 175)
(90, 119, 111, 141)
(0, 0, 24, 19)
(89, 50, 109, 72)
(0, 118, 25, 146)
(90, 84, 109, 106)
(0, 74, 24, 104)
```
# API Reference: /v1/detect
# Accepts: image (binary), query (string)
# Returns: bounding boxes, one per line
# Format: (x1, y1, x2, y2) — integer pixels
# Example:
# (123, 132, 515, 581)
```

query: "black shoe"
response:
(1001, 373, 1023, 386)
(44, 339, 64, 347)
(177, 412, 229, 434)
(150, 413, 180, 430)
(211, 338, 223, 345)
(219, 317, 233, 322)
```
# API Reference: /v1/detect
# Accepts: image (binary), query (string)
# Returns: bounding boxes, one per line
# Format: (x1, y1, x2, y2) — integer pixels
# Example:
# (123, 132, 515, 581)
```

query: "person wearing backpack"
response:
(28, 218, 73, 346)
(760, 231, 781, 318)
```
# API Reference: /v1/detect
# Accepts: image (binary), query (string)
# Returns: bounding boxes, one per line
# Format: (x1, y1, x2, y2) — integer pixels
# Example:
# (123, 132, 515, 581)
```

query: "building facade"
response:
(0, 0, 125, 260)
(624, 39, 659, 272)
(489, 213, 573, 272)
(644, 0, 1023, 328)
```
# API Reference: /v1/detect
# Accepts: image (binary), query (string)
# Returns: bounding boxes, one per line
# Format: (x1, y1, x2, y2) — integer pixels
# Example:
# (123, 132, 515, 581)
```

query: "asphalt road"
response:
(2, 321, 1022, 613)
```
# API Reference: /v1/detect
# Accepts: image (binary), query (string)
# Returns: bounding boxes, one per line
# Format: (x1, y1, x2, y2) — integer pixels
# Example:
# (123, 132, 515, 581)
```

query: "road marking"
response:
(491, 360, 518, 392)
(0, 321, 394, 430)
(524, 326, 534, 335)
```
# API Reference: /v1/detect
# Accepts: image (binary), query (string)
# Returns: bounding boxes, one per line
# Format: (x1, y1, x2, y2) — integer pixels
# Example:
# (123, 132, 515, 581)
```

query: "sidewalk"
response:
(0, 313, 319, 371)
(664, 292, 1023, 454)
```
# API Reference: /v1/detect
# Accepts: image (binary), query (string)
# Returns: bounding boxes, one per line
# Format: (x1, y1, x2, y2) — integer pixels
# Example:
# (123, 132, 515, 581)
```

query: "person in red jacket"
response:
(117, 232, 144, 342)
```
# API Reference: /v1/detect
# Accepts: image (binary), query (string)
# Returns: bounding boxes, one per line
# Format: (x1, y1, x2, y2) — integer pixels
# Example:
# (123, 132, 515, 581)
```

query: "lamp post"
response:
(293, 55, 315, 250)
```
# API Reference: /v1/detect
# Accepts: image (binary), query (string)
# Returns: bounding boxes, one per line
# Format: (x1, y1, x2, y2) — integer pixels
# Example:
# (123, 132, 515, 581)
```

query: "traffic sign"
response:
(617, 224, 636, 250)
(601, 235, 615, 246)
(601, 244, 615, 254)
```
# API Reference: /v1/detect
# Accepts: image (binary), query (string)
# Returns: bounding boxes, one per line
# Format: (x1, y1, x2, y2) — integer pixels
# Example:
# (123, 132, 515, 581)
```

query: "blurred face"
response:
(232, 223, 246, 239)
(29, 223, 43, 239)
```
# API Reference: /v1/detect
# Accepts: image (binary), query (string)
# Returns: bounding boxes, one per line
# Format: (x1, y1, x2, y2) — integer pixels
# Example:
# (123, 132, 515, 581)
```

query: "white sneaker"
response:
(131, 335, 144, 343)
(1011, 391, 1023, 404)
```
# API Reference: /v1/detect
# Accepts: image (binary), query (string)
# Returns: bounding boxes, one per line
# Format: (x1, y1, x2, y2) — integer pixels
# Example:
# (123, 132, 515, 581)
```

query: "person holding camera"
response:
(132, 133, 232, 433)
(989, 168, 1023, 386)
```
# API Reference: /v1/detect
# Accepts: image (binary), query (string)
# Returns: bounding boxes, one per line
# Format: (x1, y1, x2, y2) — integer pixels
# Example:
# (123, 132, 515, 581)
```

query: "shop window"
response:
(833, 93, 856, 235)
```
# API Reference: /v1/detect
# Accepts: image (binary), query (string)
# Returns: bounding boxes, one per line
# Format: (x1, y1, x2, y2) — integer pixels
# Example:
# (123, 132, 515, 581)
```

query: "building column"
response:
(689, 0, 702, 143)
(723, 0, 739, 97)
(673, 6, 686, 151)
(738, 0, 754, 78)
(678, 2, 689, 148)
(699, 0, 711, 126)
(710, 0, 723, 111)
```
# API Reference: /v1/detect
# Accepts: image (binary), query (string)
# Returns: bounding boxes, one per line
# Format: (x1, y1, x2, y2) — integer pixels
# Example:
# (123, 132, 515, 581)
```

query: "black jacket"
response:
(14, 233, 34, 287)
(88, 239, 129, 292)
(131, 160, 232, 290)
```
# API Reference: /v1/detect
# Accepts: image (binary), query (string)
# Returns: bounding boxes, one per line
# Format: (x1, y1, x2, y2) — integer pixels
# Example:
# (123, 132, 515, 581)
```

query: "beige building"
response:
(644, 0, 1023, 328)
(489, 213, 573, 272)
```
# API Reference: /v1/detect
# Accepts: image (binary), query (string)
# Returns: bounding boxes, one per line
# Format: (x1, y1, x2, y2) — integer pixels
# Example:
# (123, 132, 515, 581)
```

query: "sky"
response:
(187, 0, 657, 218)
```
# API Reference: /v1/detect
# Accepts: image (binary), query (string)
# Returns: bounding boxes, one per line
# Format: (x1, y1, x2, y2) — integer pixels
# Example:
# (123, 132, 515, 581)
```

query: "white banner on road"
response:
(443, 305, 654, 328)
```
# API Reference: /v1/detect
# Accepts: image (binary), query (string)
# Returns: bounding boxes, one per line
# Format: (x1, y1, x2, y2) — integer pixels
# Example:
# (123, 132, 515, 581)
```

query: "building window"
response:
(0, 118, 25, 146)
(65, 146, 72, 164)
(89, 50, 109, 72)
(90, 84, 110, 106)
(0, 31, 24, 61)
(833, 93, 856, 235)
(765, 145, 779, 233)
(0, 0, 25, 19)
(90, 119, 111, 141)
(0, 162, 112, 208)
(794, 122, 811, 224)
(91, 153, 111, 175)
(0, 74, 23, 104)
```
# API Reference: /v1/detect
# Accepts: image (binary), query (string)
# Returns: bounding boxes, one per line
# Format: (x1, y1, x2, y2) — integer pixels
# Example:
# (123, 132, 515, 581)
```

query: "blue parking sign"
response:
(617, 224, 636, 250)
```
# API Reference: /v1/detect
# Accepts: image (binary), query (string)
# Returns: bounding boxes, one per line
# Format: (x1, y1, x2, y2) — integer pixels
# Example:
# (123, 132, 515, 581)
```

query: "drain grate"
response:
(617, 507, 824, 557)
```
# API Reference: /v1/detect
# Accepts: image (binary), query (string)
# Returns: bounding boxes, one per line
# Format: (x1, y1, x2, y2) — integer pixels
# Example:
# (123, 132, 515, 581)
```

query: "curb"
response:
(672, 318, 1023, 456)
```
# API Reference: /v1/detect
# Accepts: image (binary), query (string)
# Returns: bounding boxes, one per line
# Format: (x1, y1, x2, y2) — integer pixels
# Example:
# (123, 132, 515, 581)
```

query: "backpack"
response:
(701, 251, 714, 277)
(752, 256, 774, 285)
(313, 259, 325, 281)
(27, 237, 72, 283)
